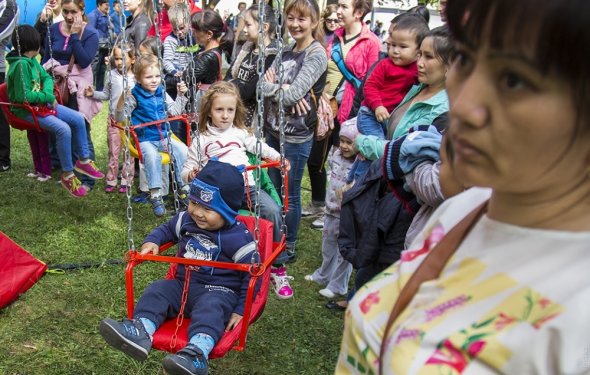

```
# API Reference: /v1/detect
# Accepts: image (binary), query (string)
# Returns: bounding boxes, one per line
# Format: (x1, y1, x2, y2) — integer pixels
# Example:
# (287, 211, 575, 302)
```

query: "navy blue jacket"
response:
(143, 212, 257, 315)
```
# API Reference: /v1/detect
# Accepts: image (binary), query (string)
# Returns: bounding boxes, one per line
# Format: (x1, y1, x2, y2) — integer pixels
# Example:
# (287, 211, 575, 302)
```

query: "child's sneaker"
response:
(104, 185, 116, 193)
(270, 266, 294, 299)
(37, 174, 52, 182)
(74, 160, 105, 179)
(60, 175, 88, 197)
(119, 185, 130, 193)
(26, 172, 41, 178)
(162, 344, 208, 375)
(99, 318, 152, 362)
(319, 288, 336, 299)
(150, 196, 166, 217)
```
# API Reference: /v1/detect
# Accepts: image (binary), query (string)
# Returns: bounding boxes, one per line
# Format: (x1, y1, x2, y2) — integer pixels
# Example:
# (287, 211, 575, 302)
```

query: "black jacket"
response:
(338, 159, 418, 269)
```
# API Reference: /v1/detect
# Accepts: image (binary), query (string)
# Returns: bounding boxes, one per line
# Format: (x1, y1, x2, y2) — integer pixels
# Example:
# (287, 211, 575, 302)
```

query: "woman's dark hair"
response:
(446, 0, 590, 126)
(12, 25, 41, 55)
(191, 9, 234, 60)
(245, 3, 277, 39)
(425, 26, 455, 66)
(407, 5, 430, 24)
(352, 0, 373, 20)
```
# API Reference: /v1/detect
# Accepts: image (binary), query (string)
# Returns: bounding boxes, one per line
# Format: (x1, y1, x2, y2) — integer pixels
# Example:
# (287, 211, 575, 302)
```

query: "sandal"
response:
(325, 300, 347, 311)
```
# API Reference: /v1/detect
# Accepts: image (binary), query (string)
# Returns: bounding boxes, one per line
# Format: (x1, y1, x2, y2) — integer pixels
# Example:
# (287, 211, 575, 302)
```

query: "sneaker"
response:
(150, 196, 166, 217)
(301, 203, 324, 217)
(37, 174, 52, 182)
(311, 217, 324, 230)
(162, 344, 208, 375)
(0, 164, 10, 172)
(99, 318, 152, 362)
(270, 266, 294, 299)
(319, 288, 336, 299)
(74, 160, 105, 179)
(104, 185, 116, 193)
(119, 185, 130, 193)
(60, 175, 88, 198)
(27, 172, 41, 178)
(133, 191, 150, 203)
(304, 274, 324, 285)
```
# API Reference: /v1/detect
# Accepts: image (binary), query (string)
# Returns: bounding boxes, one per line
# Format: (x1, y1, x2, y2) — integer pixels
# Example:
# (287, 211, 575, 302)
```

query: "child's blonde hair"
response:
(133, 54, 160, 80)
(198, 81, 247, 134)
(284, 0, 325, 45)
(168, 3, 191, 30)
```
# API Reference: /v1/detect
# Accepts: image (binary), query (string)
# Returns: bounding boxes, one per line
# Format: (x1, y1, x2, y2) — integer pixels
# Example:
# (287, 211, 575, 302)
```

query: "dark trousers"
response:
(306, 135, 332, 204)
(134, 278, 238, 342)
(0, 72, 10, 167)
(92, 48, 109, 92)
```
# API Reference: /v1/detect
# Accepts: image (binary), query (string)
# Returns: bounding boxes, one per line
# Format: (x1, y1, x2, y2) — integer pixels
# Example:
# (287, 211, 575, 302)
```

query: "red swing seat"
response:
(125, 216, 286, 358)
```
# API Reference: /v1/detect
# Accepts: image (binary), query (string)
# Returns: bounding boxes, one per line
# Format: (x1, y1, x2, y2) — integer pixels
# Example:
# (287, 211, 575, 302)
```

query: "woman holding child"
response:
(337, 0, 590, 373)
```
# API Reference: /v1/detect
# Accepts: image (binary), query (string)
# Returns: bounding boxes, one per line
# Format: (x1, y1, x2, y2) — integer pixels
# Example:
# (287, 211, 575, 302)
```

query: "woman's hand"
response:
(225, 313, 243, 331)
(264, 67, 276, 84)
(293, 97, 310, 116)
(375, 106, 390, 123)
(70, 14, 84, 34)
(140, 242, 160, 255)
(84, 86, 94, 97)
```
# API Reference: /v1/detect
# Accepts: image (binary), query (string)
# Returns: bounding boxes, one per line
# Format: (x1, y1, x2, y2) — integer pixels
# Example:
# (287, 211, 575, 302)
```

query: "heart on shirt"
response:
(204, 141, 242, 159)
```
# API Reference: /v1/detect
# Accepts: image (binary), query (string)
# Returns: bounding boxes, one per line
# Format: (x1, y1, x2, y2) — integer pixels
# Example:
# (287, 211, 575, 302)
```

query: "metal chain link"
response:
(274, 0, 288, 237)
(12, 0, 28, 98)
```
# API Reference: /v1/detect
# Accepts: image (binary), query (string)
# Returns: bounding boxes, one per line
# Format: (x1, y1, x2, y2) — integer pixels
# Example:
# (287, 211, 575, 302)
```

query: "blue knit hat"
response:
(189, 160, 245, 226)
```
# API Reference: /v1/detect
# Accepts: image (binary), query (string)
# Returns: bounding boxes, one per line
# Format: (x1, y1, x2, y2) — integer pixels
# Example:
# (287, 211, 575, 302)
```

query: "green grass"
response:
(0, 107, 344, 374)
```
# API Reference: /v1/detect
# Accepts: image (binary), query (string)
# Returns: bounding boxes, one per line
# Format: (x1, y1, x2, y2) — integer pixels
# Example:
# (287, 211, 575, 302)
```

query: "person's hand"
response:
(39, 5, 52, 22)
(71, 14, 84, 34)
(84, 86, 94, 97)
(375, 106, 390, 123)
(188, 167, 199, 181)
(292, 97, 310, 116)
(174, 71, 183, 77)
(264, 67, 276, 84)
(283, 158, 291, 171)
(225, 313, 243, 331)
(52, 99, 58, 108)
(140, 242, 160, 255)
(177, 80, 188, 95)
(104, 55, 110, 66)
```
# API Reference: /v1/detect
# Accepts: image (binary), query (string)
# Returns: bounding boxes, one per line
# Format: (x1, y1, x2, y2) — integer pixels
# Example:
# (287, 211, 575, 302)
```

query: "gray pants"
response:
(310, 214, 352, 296)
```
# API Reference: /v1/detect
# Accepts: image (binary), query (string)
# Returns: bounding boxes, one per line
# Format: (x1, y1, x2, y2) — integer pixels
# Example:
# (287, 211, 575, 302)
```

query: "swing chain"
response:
(12, 0, 28, 103)
(171, 266, 192, 350)
(275, 0, 288, 236)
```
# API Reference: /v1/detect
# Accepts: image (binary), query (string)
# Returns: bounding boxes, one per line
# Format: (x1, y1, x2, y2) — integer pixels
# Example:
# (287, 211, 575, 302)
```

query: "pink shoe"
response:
(74, 160, 105, 179)
(61, 175, 88, 198)
(270, 266, 294, 299)
(104, 185, 116, 193)
(118, 185, 130, 193)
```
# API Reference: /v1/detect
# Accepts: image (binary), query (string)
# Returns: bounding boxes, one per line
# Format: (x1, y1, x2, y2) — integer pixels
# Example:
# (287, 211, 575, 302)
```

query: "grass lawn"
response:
(0, 106, 345, 374)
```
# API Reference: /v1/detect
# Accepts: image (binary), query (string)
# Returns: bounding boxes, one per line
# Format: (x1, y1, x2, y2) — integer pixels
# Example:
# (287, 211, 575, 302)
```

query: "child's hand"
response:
(225, 313, 243, 331)
(104, 56, 110, 66)
(84, 86, 94, 97)
(188, 167, 199, 181)
(282, 158, 291, 172)
(174, 71, 183, 77)
(177, 80, 188, 95)
(140, 242, 160, 255)
(264, 67, 276, 84)
(375, 106, 390, 123)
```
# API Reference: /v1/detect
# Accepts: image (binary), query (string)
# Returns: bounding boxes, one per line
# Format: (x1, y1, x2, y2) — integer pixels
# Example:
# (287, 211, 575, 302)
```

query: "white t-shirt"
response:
(336, 187, 590, 375)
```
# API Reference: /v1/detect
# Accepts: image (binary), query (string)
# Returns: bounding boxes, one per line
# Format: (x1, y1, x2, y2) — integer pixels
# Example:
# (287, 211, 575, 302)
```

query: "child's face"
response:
(339, 135, 357, 159)
(243, 12, 260, 43)
(113, 47, 133, 74)
(209, 93, 237, 131)
(138, 65, 161, 93)
(188, 201, 226, 231)
(173, 23, 188, 40)
(386, 28, 419, 67)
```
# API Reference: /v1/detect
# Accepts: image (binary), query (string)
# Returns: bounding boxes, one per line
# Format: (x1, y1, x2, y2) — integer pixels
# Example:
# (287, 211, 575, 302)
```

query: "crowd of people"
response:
(2, 0, 590, 374)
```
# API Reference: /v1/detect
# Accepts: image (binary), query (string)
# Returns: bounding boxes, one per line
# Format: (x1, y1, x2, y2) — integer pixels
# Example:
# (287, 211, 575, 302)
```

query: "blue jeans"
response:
(244, 186, 283, 243)
(357, 105, 388, 138)
(350, 106, 389, 182)
(27, 104, 90, 172)
(139, 137, 188, 191)
(266, 135, 313, 261)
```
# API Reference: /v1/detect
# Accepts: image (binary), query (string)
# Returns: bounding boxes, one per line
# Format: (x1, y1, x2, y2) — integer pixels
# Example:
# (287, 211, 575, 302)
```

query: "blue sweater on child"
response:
(143, 212, 257, 315)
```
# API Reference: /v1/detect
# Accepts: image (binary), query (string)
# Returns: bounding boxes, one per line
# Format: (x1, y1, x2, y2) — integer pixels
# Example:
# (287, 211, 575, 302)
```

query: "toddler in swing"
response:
(100, 160, 257, 375)
(181, 81, 294, 299)
(116, 54, 189, 217)
(6, 25, 104, 197)
(85, 41, 136, 193)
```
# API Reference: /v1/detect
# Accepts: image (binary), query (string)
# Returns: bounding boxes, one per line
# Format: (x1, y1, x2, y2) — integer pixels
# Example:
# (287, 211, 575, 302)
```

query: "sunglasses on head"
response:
(325, 18, 339, 24)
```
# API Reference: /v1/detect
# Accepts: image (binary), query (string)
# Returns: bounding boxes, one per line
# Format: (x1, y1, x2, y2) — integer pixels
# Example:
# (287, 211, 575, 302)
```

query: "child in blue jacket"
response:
(100, 160, 256, 375)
